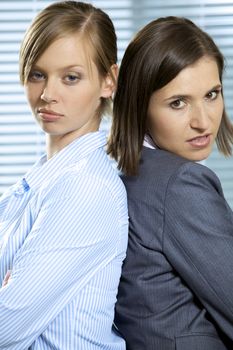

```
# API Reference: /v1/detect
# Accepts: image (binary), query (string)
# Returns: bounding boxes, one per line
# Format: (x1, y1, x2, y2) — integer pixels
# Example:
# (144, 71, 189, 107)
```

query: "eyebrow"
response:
(164, 84, 222, 101)
(32, 64, 85, 71)
(61, 65, 85, 70)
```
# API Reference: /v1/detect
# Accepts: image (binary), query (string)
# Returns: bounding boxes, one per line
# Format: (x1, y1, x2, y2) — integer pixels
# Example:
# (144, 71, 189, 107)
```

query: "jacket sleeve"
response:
(0, 172, 123, 349)
(163, 161, 233, 339)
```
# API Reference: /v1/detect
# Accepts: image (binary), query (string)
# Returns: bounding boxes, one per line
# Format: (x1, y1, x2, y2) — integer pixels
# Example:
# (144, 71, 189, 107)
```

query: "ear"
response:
(101, 64, 118, 98)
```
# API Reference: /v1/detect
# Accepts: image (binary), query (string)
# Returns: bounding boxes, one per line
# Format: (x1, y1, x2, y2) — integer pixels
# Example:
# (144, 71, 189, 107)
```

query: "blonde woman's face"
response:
(147, 56, 223, 161)
(24, 34, 113, 147)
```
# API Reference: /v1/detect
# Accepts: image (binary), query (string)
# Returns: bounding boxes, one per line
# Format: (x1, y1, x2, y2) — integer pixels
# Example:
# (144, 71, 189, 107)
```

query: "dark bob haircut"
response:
(108, 16, 233, 176)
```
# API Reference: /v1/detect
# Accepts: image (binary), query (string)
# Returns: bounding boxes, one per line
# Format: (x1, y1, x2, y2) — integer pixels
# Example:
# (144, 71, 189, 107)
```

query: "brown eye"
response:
(206, 90, 218, 100)
(170, 99, 185, 109)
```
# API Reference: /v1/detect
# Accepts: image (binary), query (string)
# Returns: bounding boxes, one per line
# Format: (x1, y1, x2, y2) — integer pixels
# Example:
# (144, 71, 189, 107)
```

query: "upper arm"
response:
(163, 162, 233, 337)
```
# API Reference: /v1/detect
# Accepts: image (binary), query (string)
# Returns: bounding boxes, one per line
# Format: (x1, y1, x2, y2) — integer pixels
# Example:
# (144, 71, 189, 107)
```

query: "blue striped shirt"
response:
(0, 131, 128, 350)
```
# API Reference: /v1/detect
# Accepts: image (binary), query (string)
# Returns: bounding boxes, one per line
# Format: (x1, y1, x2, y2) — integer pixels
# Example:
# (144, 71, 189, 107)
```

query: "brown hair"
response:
(19, 1, 117, 116)
(108, 16, 233, 175)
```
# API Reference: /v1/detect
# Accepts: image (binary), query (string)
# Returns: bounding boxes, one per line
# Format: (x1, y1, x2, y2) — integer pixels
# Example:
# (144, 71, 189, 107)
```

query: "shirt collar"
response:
(143, 134, 157, 149)
(23, 131, 107, 191)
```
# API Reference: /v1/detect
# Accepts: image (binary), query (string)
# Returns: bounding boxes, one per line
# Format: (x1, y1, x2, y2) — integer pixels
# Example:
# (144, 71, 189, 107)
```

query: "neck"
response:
(46, 135, 63, 160)
(45, 121, 101, 159)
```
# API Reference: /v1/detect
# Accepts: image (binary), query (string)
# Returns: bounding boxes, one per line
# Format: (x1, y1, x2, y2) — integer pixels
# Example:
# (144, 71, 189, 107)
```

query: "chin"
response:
(185, 151, 212, 162)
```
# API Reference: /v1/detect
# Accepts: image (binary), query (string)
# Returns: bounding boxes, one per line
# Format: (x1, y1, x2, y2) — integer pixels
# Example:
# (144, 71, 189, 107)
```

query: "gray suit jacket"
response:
(114, 147, 233, 350)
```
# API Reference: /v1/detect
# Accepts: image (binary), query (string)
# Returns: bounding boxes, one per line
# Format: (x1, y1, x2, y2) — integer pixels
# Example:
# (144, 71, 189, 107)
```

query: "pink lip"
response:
(187, 134, 211, 148)
(38, 108, 64, 122)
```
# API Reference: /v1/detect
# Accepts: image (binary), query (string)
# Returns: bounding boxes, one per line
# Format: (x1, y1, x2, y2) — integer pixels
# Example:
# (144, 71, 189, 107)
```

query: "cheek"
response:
(149, 113, 174, 137)
(218, 100, 224, 120)
(70, 87, 97, 104)
(216, 94, 224, 112)
(82, 90, 102, 110)
(25, 85, 40, 105)
(211, 100, 224, 126)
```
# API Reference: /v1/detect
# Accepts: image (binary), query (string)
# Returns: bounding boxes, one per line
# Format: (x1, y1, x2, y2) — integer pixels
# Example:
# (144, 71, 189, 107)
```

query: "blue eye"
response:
(28, 70, 45, 81)
(64, 74, 81, 84)
(68, 75, 78, 81)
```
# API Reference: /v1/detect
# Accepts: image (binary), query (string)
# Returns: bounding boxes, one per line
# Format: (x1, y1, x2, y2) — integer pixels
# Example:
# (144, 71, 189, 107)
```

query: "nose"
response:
(40, 81, 58, 104)
(190, 103, 209, 131)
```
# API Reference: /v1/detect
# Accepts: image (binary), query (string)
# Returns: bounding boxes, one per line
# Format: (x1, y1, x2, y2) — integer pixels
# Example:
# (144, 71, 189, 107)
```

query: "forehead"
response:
(35, 34, 97, 75)
(156, 57, 220, 98)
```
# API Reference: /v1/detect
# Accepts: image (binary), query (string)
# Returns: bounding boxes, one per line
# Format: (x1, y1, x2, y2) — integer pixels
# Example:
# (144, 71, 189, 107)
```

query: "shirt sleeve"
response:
(163, 161, 233, 339)
(0, 172, 122, 348)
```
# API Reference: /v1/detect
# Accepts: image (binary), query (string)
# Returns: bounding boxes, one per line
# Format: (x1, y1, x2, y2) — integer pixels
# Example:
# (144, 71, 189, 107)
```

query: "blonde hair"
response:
(20, 1, 117, 117)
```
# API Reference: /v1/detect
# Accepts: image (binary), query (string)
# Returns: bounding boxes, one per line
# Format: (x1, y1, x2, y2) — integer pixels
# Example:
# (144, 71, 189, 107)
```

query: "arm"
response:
(0, 173, 121, 348)
(163, 162, 233, 339)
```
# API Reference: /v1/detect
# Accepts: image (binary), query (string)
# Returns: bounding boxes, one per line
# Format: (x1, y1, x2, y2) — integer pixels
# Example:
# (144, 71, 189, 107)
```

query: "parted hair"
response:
(19, 0, 117, 116)
(108, 16, 233, 176)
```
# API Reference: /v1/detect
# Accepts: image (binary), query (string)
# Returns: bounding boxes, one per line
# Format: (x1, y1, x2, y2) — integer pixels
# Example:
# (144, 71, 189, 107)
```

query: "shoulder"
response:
(122, 147, 189, 187)
(166, 159, 222, 198)
(141, 147, 219, 182)
(135, 146, 220, 187)
(36, 150, 127, 214)
(86, 149, 127, 209)
(122, 147, 224, 211)
(163, 158, 230, 234)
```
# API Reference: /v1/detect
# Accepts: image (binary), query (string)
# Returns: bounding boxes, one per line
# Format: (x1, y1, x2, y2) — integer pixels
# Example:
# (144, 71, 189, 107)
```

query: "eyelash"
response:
(169, 89, 221, 110)
(170, 99, 186, 110)
(28, 71, 45, 82)
(205, 89, 221, 101)
(63, 74, 81, 85)
(28, 71, 82, 85)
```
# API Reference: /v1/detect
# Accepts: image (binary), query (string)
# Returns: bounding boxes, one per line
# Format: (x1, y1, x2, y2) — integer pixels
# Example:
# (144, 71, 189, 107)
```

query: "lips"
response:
(187, 134, 211, 148)
(38, 108, 64, 122)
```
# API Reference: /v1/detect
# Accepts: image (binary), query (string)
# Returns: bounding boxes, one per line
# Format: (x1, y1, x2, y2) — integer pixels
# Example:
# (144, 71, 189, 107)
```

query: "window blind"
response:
(0, 0, 232, 208)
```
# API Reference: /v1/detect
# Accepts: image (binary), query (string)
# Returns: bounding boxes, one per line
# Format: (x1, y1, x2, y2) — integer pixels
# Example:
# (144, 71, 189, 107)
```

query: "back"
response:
(115, 146, 233, 350)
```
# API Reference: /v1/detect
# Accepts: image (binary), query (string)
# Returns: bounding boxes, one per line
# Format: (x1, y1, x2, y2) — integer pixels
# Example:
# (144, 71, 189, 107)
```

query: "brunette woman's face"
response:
(147, 56, 223, 161)
(24, 34, 113, 147)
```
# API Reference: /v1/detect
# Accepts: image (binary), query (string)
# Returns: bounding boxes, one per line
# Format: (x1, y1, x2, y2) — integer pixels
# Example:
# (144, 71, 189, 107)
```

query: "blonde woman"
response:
(0, 2, 128, 349)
